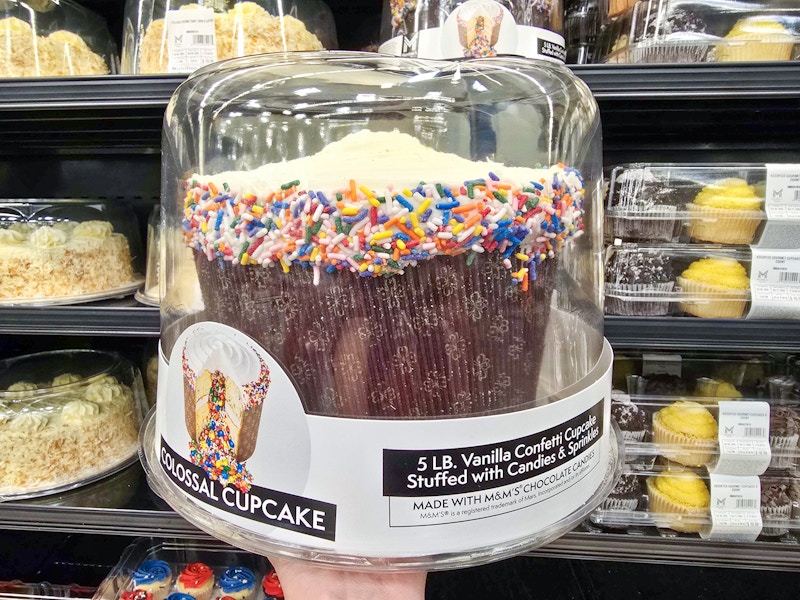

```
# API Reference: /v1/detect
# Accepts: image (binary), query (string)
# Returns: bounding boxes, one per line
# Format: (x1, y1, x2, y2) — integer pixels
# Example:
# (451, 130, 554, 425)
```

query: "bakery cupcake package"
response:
(593, 0, 800, 64)
(142, 53, 622, 567)
(94, 538, 270, 600)
(121, 0, 337, 74)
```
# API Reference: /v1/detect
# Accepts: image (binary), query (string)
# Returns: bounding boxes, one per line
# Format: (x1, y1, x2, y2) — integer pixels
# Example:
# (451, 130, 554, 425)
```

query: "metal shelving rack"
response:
(1, 63, 800, 572)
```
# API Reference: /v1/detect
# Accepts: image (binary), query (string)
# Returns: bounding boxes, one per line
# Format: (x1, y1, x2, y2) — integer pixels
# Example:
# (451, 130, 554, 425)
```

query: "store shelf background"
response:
(0, 0, 799, 591)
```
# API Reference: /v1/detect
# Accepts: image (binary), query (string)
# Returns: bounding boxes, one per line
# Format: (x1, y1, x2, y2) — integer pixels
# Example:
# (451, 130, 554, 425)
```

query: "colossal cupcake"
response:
(183, 129, 586, 418)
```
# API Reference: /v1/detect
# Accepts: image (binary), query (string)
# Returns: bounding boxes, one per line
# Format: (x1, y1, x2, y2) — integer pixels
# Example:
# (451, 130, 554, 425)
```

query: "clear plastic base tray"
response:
(134, 287, 159, 307)
(0, 278, 144, 307)
(140, 411, 623, 572)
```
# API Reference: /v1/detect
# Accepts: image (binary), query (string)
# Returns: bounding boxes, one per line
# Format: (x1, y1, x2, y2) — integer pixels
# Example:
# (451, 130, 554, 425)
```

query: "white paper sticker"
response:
(747, 248, 800, 319)
(155, 323, 613, 556)
(765, 164, 800, 220)
(379, 0, 565, 63)
(642, 353, 681, 378)
(710, 401, 771, 476)
(166, 7, 217, 74)
(700, 474, 761, 542)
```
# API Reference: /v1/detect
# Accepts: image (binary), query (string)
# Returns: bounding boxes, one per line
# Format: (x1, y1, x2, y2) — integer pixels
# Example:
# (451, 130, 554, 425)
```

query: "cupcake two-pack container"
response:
(379, 0, 567, 62)
(0, 0, 118, 77)
(0, 350, 148, 501)
(143, 51, 621, 569)
(94, 538, 274, 600)
(121, 0, 337, 74)
(0, 200, 144, 306)
(588, 467, 800, 540)
(595, 0, 800, 64)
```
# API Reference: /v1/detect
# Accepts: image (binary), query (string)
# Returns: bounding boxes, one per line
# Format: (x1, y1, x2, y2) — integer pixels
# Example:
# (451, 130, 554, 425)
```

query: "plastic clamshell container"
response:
(0, 350, 148, 501)
(0, 200, 144, 306)
(136, 206, 161, 307)
(595, 0, 800, 64)
(121, 0, 337, 74)
(0, 0, 118, 77)
(0, 581, 96, 600)
(604, 243, 752, 318)
(589, 467, 800, 539)
(93, 538, 272, 600)
(605, 163, 768, 245)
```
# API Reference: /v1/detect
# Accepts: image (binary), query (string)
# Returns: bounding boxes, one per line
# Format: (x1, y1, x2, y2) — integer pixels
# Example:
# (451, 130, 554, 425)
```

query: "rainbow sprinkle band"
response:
(390, 0, 417, 30)
(189, 370, 253, 492)
(183, 166, 584, 291)
(242, 354, 271, 409)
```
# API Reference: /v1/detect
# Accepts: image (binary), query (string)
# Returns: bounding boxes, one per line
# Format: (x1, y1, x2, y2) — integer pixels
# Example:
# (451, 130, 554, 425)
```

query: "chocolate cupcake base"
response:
(194, 252, 556, 418)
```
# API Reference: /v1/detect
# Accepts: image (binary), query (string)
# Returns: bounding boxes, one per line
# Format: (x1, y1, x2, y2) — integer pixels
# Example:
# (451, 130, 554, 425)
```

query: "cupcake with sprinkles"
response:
(131, 560, 172, 600)
(123, 591, 153, 600)
(262, 570, 284, 600)
(183, 129, 586, 418)
(176, 563, 214, 600)
(219, 567, 256, 600)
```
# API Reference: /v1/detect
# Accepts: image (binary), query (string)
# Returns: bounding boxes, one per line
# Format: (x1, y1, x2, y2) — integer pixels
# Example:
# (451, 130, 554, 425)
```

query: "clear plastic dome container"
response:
(0, 200, 144, 306)
(0, 0, 118, 77)
(146, 52, 617, 568)
(121, 0, 337, 74)
(379, 0, 566, 62)
(0, 350, 147, 501)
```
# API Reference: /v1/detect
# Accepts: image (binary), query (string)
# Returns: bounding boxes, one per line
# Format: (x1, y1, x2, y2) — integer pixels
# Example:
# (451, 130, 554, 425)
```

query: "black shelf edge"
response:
(0, 299, 160, 337)
(1, 63, 800, 112)
(604, 317, 800, 351)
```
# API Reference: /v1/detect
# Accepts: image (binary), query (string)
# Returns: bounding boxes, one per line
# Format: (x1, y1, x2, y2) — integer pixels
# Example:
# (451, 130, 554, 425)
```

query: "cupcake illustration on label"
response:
(453, 1, 506, 57)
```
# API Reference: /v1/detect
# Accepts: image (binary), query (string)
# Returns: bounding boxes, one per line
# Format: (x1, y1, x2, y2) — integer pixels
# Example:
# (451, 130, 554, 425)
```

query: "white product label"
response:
(166, 7, 217, 74)
(642, 353, 681, 378)
(379, 0, 565, 63)
(700, 474, 761, 542)
(765, 164, 800, 220)
(710, 401, 771, 476)
(747, 248, 800, 319)
(155, 323, 613, 556)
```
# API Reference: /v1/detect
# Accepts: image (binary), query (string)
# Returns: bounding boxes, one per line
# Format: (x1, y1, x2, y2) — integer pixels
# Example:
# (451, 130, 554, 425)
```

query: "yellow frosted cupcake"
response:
(646, 471, 710, 533)
(694, 377, 743, 403)
(717, 17, 795, 63)
(677, 257, 749, 319)
(686, 178, 764, 244)
(652, 400, 718, 466)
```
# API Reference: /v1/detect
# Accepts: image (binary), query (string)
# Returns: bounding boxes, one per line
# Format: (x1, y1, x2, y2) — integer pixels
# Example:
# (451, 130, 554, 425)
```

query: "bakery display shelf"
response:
(605, 316, 800, 351)
(0, 299, 159, 336)
(0, 63, 798, 113)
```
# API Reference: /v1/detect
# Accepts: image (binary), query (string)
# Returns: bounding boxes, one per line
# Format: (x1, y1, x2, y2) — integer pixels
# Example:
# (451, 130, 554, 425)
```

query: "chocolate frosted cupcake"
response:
(184, 130, 586, 418)
(769, 406, 800, 470)
(634, 6, 715, 63)
(605, 247, 675, 316)
(760, 477, 792, 537)
(611, 390, 648, 442)
(607, 168, 679, 242)
(643, 374, 688, 397)
(602, 471, 642, 512)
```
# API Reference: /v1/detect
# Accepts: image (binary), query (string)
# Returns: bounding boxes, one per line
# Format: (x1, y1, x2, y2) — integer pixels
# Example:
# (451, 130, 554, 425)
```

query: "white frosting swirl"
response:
(30, 226, 67, 248)
(12, 412, 48, 432)
(52, 373, 83, 386)
(61, 399, 100, 422)
(73, 220, 113, 239)
(85, 381, 128, 405)
(52, 221, 79, 233)
(8, 222, 32, 235)
(7, 382, 38, 393)
(184, 329, 262, 386)
(0, 229, 26, 245)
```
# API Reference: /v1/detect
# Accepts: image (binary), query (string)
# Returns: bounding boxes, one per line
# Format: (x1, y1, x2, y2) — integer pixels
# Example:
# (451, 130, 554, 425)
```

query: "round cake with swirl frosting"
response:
(182, 130, 585, 419)
(0, 219, 136, 301)
(0, 372, 140, 495)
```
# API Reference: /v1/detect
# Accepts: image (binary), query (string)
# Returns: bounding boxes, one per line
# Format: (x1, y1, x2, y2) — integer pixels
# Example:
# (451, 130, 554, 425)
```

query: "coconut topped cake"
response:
(183, 130, 585, 287)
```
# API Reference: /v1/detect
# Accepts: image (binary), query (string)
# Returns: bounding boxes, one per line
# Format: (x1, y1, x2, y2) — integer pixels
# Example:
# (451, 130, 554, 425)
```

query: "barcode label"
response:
(744, 427, 767, 437)
(192, 34, 214, 45)
(765, 164, 800, 220)
(702, 474, 762, 542)
(736, 499, 757, 509)
(779, 272, 800, 283)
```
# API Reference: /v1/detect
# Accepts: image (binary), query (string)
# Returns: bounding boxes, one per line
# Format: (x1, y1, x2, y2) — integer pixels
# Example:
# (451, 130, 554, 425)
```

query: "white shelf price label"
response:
(710, 401, 771, 476)
(765, 164, 800, 220)
(747, 248, 800, 320)
(166, 7, 217, 74)
(701, 474, 762, 542)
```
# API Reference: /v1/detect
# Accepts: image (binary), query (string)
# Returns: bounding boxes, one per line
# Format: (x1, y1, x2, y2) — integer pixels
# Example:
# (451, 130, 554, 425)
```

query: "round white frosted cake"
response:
(0, 373, 141, 495)
(0, 220, 136, 301)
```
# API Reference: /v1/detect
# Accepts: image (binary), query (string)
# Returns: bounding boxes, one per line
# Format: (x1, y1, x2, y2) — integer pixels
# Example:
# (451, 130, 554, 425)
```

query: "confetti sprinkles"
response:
(182, 166, 585, 291)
